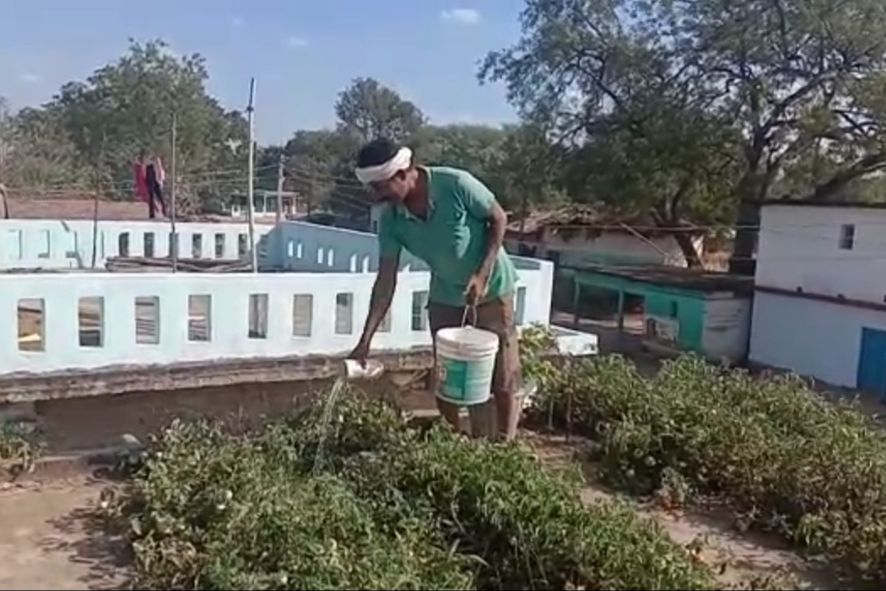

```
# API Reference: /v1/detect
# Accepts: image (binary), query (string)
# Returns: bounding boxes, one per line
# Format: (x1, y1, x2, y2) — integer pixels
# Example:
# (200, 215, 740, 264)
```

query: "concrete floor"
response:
(0, 477, 128, 590)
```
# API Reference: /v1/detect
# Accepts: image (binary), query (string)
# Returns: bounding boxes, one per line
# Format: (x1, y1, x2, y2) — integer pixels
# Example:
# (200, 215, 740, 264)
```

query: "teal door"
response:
(857, 327, 886, 400)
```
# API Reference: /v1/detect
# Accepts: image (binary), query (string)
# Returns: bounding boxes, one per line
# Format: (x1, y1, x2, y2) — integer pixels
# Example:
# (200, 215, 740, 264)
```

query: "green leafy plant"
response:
(533, 353, 886, 580)
(0, 423, 44, 478)
(108, 391, 719, 590)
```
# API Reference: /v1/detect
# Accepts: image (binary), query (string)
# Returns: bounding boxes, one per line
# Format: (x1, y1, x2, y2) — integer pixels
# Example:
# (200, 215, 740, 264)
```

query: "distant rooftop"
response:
(573, 264, 754, 294)
(761, 198, 886, 211)
(4, 195, 250, 223)
(507, 206, 704, 238)
(6, 195, 149, 221)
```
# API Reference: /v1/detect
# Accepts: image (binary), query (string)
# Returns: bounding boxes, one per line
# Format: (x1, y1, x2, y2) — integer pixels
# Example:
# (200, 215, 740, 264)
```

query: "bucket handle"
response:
(460, 305, 477, 328)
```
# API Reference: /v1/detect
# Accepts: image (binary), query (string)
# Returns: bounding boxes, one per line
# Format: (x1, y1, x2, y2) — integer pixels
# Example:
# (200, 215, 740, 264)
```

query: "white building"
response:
(372, 205, 706, 267)
(506, 208, 706, 268)
(749, 200, 886, 396)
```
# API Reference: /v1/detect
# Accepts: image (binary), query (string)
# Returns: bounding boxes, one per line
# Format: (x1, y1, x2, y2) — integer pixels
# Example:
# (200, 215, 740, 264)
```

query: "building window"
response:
(839, 224, 855, 250)
(669, 301, 678, 318)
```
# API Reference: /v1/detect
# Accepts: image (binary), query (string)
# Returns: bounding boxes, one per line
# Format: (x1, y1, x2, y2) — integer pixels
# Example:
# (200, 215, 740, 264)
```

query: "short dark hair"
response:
(356, 138, 400, 168)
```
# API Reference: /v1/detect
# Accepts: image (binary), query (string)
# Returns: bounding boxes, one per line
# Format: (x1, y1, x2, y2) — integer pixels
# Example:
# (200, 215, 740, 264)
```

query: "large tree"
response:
(4, 39, 248, 212)
(284, 78, 567, 217)
(561, 96, 741, 265)
(283, 129, 362, 213)
(335, 77, 426, 143)
(413, 124, 511, 205)
(0, 102, 89, 190)
(481, 0, 886, 272)
(278, 78, 429, 217)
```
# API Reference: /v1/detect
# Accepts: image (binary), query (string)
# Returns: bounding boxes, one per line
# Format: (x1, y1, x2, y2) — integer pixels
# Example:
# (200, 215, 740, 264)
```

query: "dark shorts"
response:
(427, 295, 521, 397)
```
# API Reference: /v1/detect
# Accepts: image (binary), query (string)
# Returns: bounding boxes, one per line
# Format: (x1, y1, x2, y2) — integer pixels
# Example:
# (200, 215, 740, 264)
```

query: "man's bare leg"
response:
(435, 396, 464, 431)
(493, 390, 520, 441)
(468, 400, 496, 439)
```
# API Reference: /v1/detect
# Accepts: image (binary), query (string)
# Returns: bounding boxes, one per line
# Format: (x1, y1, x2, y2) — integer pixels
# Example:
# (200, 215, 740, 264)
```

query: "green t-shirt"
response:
(377, 166, 518, 306)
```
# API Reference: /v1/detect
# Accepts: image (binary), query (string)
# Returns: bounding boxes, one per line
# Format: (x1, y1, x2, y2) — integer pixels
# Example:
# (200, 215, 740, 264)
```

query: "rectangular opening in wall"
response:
(17, 298, 44, 352)
(118, 232, 130, 257)
(144, 233, 155, 258)
(215, 233, 225, 257)
(78, 296, 104, 347)
(238, 234, 248, 257)
(5, 229, 22, 260)
(515, 287, 526, 325)
(188, 294, 212, 342)
(335, 293, 353, 334)
(839, 224, 855, 250)
(248, 293, 269, 339)
(292, 294, 313, 337)
(135, 296, 160, 344)
(191, 234, 203, 258)
(411, 290, 429, 331)
(37, 230, 51, 259)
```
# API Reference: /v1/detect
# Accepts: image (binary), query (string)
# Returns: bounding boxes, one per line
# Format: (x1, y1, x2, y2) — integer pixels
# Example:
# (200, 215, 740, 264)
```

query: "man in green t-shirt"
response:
(347, 138, 522, 440)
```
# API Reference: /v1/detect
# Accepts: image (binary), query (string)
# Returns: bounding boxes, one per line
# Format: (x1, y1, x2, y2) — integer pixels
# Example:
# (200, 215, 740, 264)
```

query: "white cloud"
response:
(287, 36, 308, 48)
(230, 16, 244, 26)
(440, 8, 481, 25)
(20, 73, 39, 83)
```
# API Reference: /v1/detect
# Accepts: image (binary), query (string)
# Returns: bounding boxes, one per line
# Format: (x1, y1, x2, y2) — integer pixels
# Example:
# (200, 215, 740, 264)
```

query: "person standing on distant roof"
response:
(133, 152, 167, 219)
(347, 138, 522, 441)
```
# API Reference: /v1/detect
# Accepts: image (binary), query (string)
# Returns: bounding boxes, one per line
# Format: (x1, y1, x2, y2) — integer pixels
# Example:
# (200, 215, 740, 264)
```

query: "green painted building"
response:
(572, 266, 754, 363)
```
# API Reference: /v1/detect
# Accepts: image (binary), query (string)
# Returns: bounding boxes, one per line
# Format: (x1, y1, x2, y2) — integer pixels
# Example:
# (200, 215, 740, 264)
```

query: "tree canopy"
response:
(480, 0, 886, 267)
(1, 39, 248, 213)
(5, 1, 886, 267)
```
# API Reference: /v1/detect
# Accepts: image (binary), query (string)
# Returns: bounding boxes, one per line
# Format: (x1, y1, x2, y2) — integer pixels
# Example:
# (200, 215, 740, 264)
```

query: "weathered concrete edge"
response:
(0, 348, 436, 403)
(0, 327, 599, 404)
(0, 348, 578, 404)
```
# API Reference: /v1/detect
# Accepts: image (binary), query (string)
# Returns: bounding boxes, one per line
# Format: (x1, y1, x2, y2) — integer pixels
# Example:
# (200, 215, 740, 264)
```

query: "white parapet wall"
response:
(0, 261, 600, 377)
(0, 219, 597, 377)
(0, 219, 274, 270)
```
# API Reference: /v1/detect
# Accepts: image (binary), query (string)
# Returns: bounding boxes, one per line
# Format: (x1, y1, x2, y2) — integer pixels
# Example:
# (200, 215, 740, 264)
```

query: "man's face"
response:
(368, 170, 410, 203)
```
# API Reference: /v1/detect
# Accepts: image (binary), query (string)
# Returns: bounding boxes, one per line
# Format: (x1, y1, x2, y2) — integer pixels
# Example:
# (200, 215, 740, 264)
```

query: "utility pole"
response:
(90, 130, 107, 269)
(275, 152, 285, 224)
(170, 113, 178, 272)
(246, 77, 257, 272)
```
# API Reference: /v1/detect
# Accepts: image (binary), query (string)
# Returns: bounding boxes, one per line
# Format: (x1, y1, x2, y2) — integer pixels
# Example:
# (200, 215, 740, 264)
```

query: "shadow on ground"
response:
(35, 477, 131, 590)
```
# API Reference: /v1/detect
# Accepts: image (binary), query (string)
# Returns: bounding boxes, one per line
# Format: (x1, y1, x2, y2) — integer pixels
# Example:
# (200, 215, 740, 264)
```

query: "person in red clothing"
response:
(133, 154, 149, 203)
(133, 152, 167, 218)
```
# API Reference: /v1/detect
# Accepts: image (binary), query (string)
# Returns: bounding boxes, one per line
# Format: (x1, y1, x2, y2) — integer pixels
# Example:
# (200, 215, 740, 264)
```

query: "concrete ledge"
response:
(0, 348, 436, 403)
(0, 327, 599, 404)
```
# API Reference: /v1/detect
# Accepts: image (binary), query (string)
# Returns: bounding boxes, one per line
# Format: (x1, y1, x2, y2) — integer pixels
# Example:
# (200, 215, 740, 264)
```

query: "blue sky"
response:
(0, 0, 523, 144)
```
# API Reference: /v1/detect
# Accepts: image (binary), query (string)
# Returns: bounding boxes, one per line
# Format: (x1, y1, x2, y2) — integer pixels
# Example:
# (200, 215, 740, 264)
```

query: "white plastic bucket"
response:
(434, 326, 499, 406)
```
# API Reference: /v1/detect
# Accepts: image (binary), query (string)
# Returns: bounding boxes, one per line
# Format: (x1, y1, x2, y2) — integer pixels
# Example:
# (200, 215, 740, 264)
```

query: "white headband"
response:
(355, 146, 413, 185)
